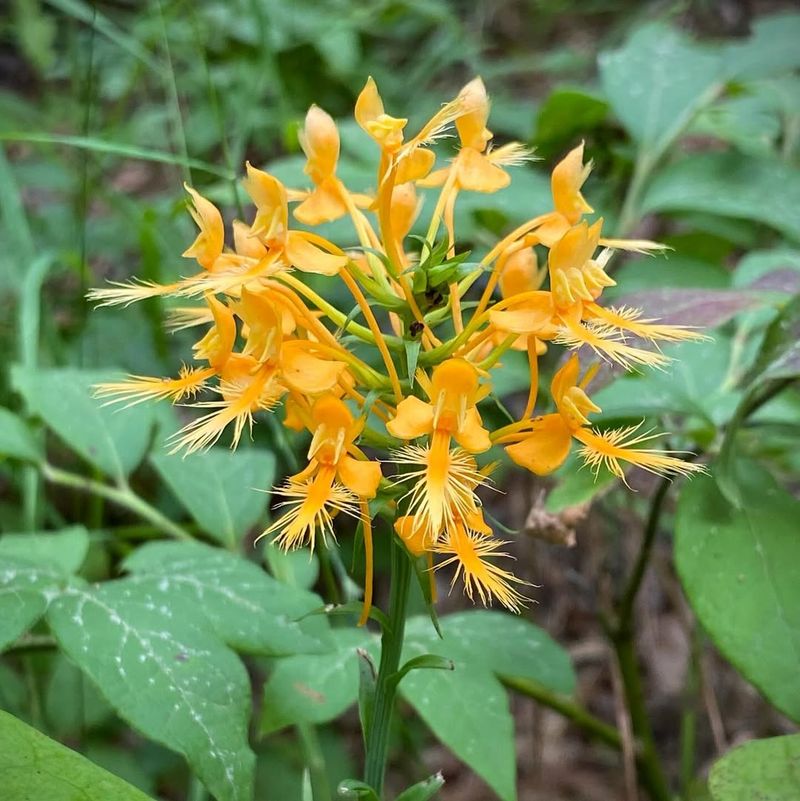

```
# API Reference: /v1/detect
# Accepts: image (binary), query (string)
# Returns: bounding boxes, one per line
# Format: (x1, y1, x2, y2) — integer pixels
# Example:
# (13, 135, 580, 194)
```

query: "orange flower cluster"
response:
(91, 77, 702, 622)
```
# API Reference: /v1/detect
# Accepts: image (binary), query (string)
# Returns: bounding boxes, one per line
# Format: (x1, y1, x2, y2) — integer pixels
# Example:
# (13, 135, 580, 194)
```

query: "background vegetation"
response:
(1, 1, 799, 800)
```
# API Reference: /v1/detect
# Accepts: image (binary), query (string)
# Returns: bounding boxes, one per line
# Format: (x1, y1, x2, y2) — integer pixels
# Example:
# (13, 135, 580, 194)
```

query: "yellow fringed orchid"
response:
(500, 354, 705, 480)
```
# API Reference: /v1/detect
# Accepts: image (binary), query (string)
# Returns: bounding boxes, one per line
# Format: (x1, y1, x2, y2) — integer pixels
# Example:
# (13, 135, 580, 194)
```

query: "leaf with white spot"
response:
(0, 557, 73, 651)
(151, 448, 275, 548)
(47, 579, 255, 801)
(11, 367, 156, 480)
(0, 708, 155, 801)
(122, 541, 330, 656)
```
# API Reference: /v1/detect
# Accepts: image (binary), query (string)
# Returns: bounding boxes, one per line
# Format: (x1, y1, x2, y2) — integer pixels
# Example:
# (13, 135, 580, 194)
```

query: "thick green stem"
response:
(364, 539, 412, 796)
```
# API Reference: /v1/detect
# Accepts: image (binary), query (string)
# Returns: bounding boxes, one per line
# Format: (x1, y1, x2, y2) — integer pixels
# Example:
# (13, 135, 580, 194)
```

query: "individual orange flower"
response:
(259, 395, 382, 624)
(293, 105, 372, 225)
(388, 359, 492, 538)
(423, 77, 530, 194)
(243, 164, 348, 276)
(499, 354, 704, 480)
(355, 76, 470, 183)
(395, 504, 528, 612)
(262, 395, 381, 549)
(491, 221, 703, 369)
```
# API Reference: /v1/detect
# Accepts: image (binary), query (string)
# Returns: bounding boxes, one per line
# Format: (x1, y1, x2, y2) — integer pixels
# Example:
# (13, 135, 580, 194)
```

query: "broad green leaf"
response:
(150, 448, 275, 547)
(263, 543, 319, 591)
(47, 579, 256, 801)
(400, 655, 516, 801)
(260, 628, 372, 734)
(0, 662, 27, 717)
(593, 337, 740, 425)
(262, 611, 573, 800)
(0, 407, 41, 462)
(641, 153, 800, 242)
(605, 255, 730, 299)
(715, 295, 800, 506)
(45, 653, 113, 736)
(534, 87, 608, 157)
(11, 367, 156, 480)
(691, 93, 781, 155)
(675, 468, 800, 721)
(599, 24, 722, 159)
(0, 556, 71, 651)
(709, 735, 800, 801)
(405, 610, 576, 694)
(0, 708, 155, 801)
(0, 526, 89, 574)
(122, 541, 330, 656)
(722, 12, 800, 80)
(733, 248, 800, 291)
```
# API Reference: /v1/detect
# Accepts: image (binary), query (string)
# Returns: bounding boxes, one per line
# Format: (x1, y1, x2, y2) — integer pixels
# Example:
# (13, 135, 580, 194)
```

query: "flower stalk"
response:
(364, 537, 412, 795)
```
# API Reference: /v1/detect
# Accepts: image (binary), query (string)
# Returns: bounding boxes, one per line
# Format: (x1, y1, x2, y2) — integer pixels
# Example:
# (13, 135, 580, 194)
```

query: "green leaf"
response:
(0, 132, 235, 179)
(641, 153, 800, 243)
(357, 647, 377, 744)
(45, 653, 113, 736)
(690, 93, 781, 156)
(406, 610, 576, 694)
(263, 543, 319, 591)
(260, 628, 372, 734)
(593, 337, 740, 425)
(716, 294, 800, 506)
(0, 526, 89, 574)
(392, 654, 454, 685)
(675, 468, 800, 722)
(150, 447, 275, 548)
(742, 293, 800, 383)
(709, 735, 800, 801)
(404, 339, 422, 387)
(0, 407, 41, 462)
(337, 779, 379, 801)
(722, 12, 800, 80)
(599, 23, 722, 159)
(534, 87, 608, 156)
(11, 367, 156, 480)
(400, 661, 515, 801)
(0, 556, 72, 651)
(545, 454, 616, 514)
(0, 708, 155, 801)
(47, 579, 256, 801)
(395, 773, 445, 801)
(122, 541, 330, 656)
(260, 611, 574, 801)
